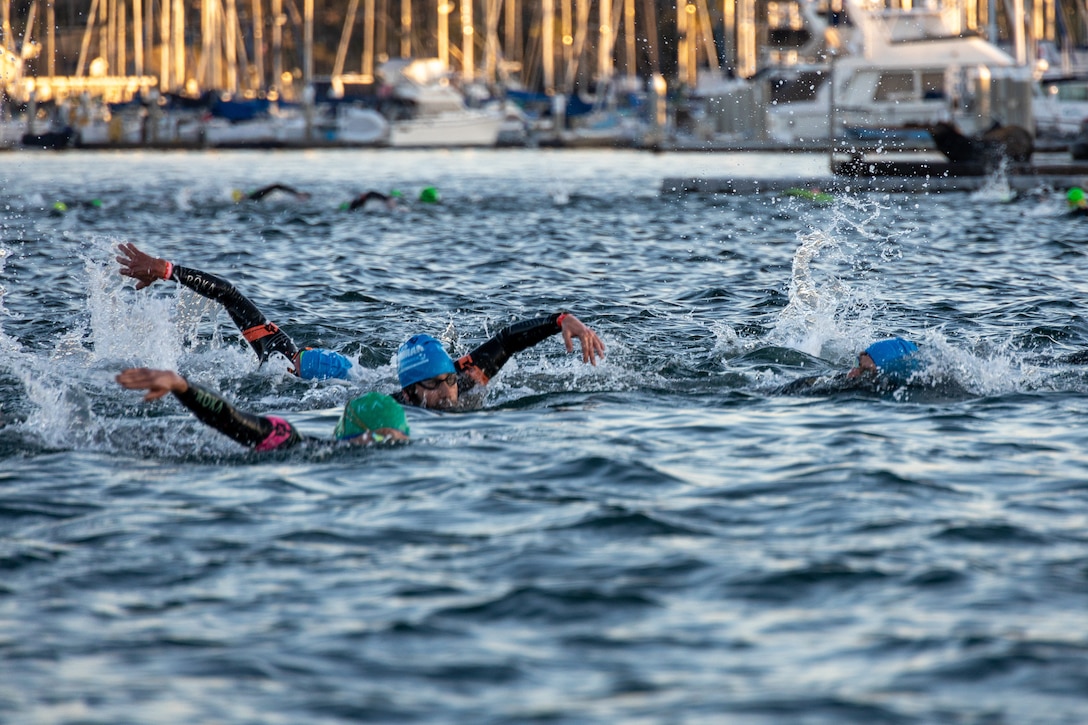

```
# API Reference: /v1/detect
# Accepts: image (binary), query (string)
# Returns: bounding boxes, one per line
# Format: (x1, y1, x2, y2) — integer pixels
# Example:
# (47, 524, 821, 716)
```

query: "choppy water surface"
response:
(2, 149, 1087, 724)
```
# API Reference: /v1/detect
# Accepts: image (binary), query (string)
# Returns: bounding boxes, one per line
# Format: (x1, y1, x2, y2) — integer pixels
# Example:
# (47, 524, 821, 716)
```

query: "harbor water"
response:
(1, 148, 1087, 724)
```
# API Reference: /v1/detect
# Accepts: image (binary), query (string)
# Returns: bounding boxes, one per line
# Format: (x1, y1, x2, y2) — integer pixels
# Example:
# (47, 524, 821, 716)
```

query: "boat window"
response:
(920, 72, 945, 99)
(874, 72, 916, 101)
(1057, 84, 1088, 102)
(767, 71, 827, 103)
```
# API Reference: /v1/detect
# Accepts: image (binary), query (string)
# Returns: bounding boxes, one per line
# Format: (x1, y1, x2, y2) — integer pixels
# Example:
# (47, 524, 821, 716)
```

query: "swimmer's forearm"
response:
(173, 381, 277, 447)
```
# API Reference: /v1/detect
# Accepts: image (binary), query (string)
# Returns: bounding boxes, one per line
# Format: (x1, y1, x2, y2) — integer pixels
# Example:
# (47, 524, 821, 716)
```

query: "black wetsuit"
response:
(174, 380, 305, 451)
(393, 313, 569, 405)
(247, 183, 306, 201)
(348, 191, 391, 210)
(165, 264, 573, 402)
(169, 264, 301, 371)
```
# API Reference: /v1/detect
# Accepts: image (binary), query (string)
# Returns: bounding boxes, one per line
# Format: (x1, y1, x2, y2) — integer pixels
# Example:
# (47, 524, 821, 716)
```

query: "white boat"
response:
(389, 107, 502, 147)
(1033, 75, 1088, 140)
(331, 105, 389, 146)
(804, 2, 1026, 143)
(692, 0, 1031, 149)
(380, 59, 502, 148)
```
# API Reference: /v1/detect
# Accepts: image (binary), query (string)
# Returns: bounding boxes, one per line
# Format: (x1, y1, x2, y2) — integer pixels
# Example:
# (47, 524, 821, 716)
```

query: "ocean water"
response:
(1, 148, 1087, 724)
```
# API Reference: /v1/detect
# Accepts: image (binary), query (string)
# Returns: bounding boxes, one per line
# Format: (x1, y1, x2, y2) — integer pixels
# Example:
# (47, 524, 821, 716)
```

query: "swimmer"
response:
(117, 242, 352, 381)
(393, 310, 605, 410)
(49, 198, 103, 215)
(778, 337, 922, 394)
(116, 243, 606, 399)
(847, 337, 921, 380)
(342, 189, 401, 211)
(1067, 187, 1088, 216)
(232, 183, 311, 203)
(783, 187, 834, 203)
(117, 367, 408, 450)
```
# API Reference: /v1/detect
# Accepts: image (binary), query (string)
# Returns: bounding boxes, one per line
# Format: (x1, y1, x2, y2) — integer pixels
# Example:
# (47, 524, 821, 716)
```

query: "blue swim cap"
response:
(298, 348, 353, 380)
(397, 334, 455, 388)
(864, 337, 921, 381)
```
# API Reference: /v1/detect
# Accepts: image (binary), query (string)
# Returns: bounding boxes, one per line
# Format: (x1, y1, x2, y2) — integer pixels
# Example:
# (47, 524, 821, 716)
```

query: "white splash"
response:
(970, 157, 1016, 204)
(768, 196, 912, 361)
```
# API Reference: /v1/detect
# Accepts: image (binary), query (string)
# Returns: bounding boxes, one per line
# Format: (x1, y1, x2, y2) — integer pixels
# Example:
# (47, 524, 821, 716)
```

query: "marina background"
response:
(0, 0, 1087, 151)
(2, 147, 1088, 722)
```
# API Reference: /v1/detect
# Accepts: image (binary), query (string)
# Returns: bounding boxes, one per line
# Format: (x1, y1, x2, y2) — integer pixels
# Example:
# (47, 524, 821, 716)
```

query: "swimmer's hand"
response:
(117, 242, 170, 290)
(116, 367, 189, 401)
(560, 313, 606, 366)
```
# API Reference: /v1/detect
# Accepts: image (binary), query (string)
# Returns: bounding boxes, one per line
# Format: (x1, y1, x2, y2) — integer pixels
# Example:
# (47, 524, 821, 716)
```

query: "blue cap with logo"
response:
(864, 337, 921, 381)
(397, 334, 455, 388)
(298, 348, 353, 380)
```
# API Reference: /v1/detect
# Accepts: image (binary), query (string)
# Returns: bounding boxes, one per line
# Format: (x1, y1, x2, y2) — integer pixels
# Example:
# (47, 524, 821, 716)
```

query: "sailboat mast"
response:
(485, 0, 499, 85)
(160, 0, 170, 90)
(226, 0, 239, 92)
(623, 0, 634, 80)
(2, 0, 10, 51)
(400, 0, 411, 57)
(200, 0, 211, 89)
(304, 0, 313, 86)
(173, 0, 185, 91)
(438, 0, 449, 67)
(100, 0, 109, 75)
(134, 0, 144, 77)
(252, 0, 264, 91)
(272, 0, 282, 92)
(363, 0, 374, 81)
(47, 0, 55, 77)
(561, 0, 570, 88)
(598, 0, 611, 84)
(722, 0, 735, 74)
(332, 0, 359, 82)
(461, 0, 474, 80)
(505, 0, 519, 73)
(118, 0, 127, 77)
(542, 0, 554, 93)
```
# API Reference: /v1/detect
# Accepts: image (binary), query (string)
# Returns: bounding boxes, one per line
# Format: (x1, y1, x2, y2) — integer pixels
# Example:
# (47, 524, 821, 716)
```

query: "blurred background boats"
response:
(0, 0, 1084, 153)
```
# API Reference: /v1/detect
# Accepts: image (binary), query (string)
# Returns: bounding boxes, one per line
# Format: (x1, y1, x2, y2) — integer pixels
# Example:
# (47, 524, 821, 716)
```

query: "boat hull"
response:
(389, 109, 502, 147)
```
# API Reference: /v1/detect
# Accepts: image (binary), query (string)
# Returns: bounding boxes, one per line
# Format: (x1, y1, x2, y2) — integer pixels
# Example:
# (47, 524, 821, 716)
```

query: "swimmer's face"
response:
(348, 427, 409, 445)
(411, 372, 459, 408)
(847, 352, 878, 379)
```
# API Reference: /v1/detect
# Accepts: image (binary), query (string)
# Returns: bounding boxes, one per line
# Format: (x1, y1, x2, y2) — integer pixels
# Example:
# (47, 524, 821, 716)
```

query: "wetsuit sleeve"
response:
(349, 191, 389, 210)
(248, 183, 298, 200)
(170, 265, 300, 368)
(455, 313, 564, 392)
(173, 382, 302, 450)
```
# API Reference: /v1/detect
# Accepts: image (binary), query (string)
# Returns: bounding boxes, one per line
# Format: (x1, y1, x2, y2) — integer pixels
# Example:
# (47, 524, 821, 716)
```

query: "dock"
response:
(662, 153, 1088, 195)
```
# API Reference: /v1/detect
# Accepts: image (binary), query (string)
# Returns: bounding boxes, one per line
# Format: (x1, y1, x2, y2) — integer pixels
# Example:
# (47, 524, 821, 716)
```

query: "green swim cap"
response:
(334, 392, 410, 441)
(338, 201, 349, 211)
(390, 189, 404, 198)
(1067, 187, 1085, 205)
(52, 201, 68, 212)
(90, 199, 102, 208)
(419, 186, 439, 203)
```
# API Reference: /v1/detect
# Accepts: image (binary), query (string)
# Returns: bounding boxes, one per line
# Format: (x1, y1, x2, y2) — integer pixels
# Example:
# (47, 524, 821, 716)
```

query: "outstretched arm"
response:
(558, 313, 606, 365)
(249, 183, 310, 201)
(455, 312, 605, 390)
(116, 367, 301, 450)
(117, 242, 301, 369)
